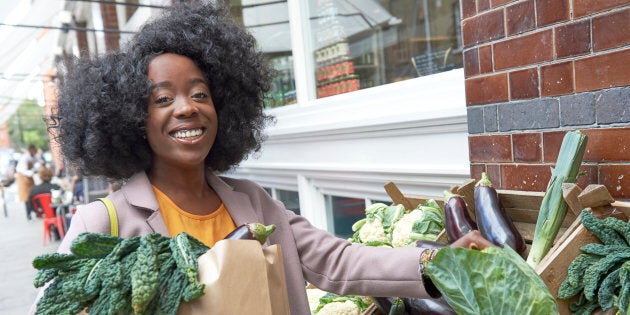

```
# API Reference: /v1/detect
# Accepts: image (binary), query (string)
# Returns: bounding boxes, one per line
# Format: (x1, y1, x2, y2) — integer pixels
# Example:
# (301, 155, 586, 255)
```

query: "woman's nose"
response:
(173, 97, 199, 117)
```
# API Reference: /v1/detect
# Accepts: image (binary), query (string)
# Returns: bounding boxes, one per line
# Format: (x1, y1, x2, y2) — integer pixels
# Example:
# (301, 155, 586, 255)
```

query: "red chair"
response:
(31, 193, 66, 245)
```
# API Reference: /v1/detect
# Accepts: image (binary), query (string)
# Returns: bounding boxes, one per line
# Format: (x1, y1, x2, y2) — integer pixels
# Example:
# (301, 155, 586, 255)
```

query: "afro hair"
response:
(51, 1, 274, 179)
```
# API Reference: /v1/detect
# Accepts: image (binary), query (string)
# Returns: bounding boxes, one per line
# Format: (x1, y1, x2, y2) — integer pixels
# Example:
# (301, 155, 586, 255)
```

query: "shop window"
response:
(277, 189, 300, 215)
(325, 195, 366, 238)
(232, 0, 297, 108)
(310, 0, 463, 98)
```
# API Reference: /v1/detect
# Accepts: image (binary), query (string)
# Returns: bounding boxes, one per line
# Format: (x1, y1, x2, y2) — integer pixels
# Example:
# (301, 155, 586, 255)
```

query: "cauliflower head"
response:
(358, 217, 388, 243)
(316, 300, 362, 315)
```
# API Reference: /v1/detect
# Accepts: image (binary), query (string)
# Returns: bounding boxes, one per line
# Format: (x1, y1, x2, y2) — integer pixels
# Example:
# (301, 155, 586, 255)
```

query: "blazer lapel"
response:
(206, 172, 259, 227)
(122, 172, 169, 236)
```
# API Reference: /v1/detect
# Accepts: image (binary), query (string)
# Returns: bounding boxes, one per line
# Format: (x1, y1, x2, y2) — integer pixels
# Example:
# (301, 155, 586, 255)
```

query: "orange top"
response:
(152, 186, 236, 247)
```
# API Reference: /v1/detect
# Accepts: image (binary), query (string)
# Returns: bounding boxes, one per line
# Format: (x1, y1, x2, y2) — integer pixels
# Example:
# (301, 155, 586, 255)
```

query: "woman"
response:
(50, 2, 492, 314)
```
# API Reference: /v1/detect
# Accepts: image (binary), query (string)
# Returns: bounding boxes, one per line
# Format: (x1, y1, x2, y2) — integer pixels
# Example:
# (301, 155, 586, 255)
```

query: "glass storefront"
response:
(231, 0, 463, 107)
(309, 0, 463, 99)
(232, 0, 297, 108)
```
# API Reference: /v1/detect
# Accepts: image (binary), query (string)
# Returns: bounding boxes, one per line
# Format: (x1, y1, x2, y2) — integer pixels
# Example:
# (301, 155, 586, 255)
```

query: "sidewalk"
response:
(0, 184, 60, 315)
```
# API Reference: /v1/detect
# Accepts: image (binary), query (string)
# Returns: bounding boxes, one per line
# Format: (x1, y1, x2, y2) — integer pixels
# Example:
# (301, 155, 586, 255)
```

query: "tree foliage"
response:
(7, 99, 49, 150)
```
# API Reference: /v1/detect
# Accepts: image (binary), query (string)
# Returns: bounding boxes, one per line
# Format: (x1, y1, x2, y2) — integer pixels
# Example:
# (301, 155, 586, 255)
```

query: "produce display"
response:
(32, 223, 276, 315)
(558, 210, 630, 314)
(307, 200, 446, 314)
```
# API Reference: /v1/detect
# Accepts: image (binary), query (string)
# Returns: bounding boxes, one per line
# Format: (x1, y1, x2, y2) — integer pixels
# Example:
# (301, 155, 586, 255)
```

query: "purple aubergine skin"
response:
(474, 185, 526, 256)
(402, 297, 456, 315)
(444, 195, 477, 242)
(224, 225, 253, 240)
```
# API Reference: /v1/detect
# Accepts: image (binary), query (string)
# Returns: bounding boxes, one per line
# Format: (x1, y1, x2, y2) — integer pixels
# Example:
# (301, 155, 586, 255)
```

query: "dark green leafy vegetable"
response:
(558, 253, 599, 299)
(33, 223, 276, 315)
(580, 210, 627, 246)
(579, 243, 630, 256)
(603, 216, 630, 245)
(582, 247, 630, 301)
(597, 267, 621, 310)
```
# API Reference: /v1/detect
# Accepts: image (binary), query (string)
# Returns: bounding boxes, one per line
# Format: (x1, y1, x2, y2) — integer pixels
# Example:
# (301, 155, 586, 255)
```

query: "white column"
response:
(287, 0, 316, 104)
(297, 174, 327, 231)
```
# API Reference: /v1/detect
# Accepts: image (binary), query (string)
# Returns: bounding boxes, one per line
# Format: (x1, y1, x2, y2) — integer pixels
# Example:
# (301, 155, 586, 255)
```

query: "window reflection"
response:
(325, 195, 366, 238)
(233, 0, 297, 108)
(310, 0, 463, 98)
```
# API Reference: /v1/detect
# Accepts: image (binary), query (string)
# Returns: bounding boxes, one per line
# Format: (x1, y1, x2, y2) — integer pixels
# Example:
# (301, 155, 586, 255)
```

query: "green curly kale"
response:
(603, 216, 630, 245)
(131, 233, 162, 314)
(580, 210, 626, 246)
(582, 251, 630, 301)
(33, 233, 209, 315)
(597, 267, 621, 311)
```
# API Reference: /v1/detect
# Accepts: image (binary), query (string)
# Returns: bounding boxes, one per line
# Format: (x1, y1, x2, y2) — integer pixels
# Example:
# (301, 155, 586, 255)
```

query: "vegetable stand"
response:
(385, 181, 630, 315)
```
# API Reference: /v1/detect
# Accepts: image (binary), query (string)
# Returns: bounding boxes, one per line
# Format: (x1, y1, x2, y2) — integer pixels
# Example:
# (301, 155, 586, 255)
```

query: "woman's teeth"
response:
(172, 128, 202, 139)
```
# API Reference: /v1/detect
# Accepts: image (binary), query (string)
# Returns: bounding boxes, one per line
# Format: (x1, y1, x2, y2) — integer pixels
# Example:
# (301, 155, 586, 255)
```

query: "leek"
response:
(526, 131, 588, 268)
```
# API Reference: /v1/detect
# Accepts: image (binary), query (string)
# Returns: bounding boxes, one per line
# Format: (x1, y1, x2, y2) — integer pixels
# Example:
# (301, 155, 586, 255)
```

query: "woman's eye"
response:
(155, 96, 170, 104)
(192, 92, 208, 99)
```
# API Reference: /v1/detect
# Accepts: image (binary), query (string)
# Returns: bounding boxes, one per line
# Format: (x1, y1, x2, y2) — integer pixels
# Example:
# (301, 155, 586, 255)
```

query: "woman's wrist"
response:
(418, 247, 442, 298)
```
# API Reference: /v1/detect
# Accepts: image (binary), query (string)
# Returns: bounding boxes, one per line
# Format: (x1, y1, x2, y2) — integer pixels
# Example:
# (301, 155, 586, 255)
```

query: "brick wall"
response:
(99, 3, 120, 51)
(461, 0, 630, 199)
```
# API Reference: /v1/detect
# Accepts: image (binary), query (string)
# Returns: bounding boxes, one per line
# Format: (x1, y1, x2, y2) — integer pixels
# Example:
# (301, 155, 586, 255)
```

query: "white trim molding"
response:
(230, 69, 469, 226)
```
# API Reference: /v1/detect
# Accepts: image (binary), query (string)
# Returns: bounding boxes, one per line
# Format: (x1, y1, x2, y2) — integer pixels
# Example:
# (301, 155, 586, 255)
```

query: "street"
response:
(0, 184, 59, 315)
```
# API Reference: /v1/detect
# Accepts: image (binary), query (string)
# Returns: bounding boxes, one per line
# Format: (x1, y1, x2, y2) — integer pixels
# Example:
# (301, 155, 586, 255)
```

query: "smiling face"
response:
(146, 53, 218, 171)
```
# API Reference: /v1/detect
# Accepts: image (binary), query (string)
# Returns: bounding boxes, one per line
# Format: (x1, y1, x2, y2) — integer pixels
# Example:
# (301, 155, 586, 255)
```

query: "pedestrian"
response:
(27, 166, 61, 215)
(16, 144, 40, 220)
(42, 2, 492, 314)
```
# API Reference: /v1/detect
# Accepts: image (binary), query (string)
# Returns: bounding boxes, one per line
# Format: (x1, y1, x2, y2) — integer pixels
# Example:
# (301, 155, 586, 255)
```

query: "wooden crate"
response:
(384, 181, 630, 315)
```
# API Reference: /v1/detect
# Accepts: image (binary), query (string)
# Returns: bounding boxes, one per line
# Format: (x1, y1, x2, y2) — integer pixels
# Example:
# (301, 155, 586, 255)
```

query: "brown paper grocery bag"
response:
(177, 240, 289, 315)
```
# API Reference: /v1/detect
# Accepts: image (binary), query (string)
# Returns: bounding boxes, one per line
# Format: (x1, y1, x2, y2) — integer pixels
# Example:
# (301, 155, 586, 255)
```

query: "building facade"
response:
(52, 0, 630, 237)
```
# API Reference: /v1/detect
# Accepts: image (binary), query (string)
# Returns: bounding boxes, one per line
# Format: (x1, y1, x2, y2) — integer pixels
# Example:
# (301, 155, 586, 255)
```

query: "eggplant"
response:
(224, 222, 275, 244)
(474, 173, 526, 256)
(443, 191, 477, 242)
(402, 297, 456, 315)
(373, 296, 456, 315)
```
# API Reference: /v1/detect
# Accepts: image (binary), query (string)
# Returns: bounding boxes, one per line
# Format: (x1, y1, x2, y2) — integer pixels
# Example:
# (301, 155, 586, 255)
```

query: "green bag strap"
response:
(99, 197, 119, 237)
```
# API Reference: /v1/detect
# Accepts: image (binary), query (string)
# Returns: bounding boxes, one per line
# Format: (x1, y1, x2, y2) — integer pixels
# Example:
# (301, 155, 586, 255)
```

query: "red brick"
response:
(494, 30, 554, 70)
(509, 67, 539, 99)
(575, 49, 630, 92)
(486, 164, 502, 187)
(581, 127, 630, 162)
(478, 0, 491, 12)
(573, 0, 630, 18)
(501, 164, 552, 191)
(555, 20, 591, 58)
(464, 48, 480, 77)
(462, 9, 505, 47)
(541, 61, 574, 96)
(599, 164, 630, 199)
(492, 0, 515, 7)
(472, 167, 487, 182)
(479, 45, 493, 73)
(470, 163, 487, 180)
(506, 0, 536, 35)
(592, 8, 630, 51)
(469, 134, 513, 162)
(462, 0, 478, 19)
(465, 73, 509, 105)
(542, 130, 567, 162)
(536, 0, 570, 26)
(513, 132, 542, 162)
(577, 164, 598, 189)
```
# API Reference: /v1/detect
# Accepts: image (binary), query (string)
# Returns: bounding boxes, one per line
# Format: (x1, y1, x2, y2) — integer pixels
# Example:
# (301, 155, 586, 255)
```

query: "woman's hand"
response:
(449, 230, 493, 250)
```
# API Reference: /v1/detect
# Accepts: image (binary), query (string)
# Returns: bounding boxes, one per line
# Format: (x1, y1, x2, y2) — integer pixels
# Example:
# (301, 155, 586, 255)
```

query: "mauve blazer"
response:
(57, 172, 428, 314)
